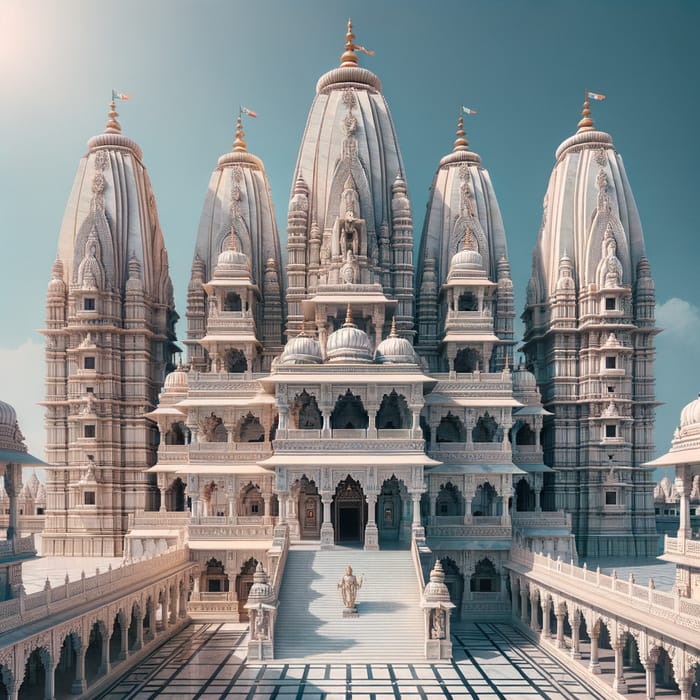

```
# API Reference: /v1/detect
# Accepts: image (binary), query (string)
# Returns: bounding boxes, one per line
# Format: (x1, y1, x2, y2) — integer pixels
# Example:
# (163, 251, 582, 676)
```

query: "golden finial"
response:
(464, 226, 472, 251)
(340, 18, 374, 67)
(577, 97, 594, 133)
(300, 319, 306, 335)
(105, 100, 121, 134)
(233, 116, 247, 152)
(390, 316, 397, 336)
(453, 115, 469, 152)
(344, 304, 354, 326)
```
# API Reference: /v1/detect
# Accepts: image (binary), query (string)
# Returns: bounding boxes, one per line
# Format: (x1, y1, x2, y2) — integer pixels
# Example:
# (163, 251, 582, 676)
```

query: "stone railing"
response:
(188, 523, 274, 539)
(128, 511, 191, 529)
(507, 547, 700, 638)
(411, 528, 430, 593)
(0, 547, 192, 635)
(268, 523, 290, 596)
(665, 534, 700, 560)
(0, 534, 36, 557)
(512, 511, 572, 529)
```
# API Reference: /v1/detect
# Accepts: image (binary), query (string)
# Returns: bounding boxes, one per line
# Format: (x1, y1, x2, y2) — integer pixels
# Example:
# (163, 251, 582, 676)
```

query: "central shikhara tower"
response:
(43, 23, 657, 615)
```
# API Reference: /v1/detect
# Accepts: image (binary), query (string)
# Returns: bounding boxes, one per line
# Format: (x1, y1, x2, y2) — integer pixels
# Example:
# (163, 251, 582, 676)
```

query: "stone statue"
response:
(431, 608, 446, 639)
(253, 609, 268, 640)
(340, 249, 358, 284)
(602, 227, 623, 288)
(338, 565, 363, 615)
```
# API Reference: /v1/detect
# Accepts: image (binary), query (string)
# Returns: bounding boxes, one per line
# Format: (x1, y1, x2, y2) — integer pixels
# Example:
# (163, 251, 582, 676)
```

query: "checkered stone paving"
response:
(96, 623, 608, 700)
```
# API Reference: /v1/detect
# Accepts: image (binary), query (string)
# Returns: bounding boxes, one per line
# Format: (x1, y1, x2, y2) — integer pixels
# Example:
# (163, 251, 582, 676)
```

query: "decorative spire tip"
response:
(577, 98, 594, 133)
(233, 115, 247, 152)
(340, 18, 374, 67)
(104, 100, 121, 134)
(453, 114, 469, 152)
(344, 304, 354, 326)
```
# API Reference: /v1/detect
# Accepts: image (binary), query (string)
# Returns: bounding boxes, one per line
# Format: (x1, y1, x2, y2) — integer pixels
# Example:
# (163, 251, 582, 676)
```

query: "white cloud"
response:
(0, 339, 45, 461)
(656, 297, 700, 339)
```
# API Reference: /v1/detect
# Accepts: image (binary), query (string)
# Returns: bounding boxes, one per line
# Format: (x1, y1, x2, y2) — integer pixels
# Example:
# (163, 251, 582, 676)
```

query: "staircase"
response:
(274, 547, 425, 662)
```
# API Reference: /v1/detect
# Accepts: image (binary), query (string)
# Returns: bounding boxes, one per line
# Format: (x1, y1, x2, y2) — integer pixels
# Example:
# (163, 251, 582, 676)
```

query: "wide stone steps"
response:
(274, 548, 425, 662)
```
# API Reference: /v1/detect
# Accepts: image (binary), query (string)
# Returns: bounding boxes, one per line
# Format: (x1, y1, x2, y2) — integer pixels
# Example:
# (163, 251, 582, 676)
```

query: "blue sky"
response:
(0, 0, 698, 465)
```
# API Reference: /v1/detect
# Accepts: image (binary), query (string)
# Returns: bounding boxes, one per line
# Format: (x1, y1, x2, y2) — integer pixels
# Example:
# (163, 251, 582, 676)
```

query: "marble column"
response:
(44, 658, 54, 700)
(99, 633, 109, 675)
(589, 629, 601, 674)
(412, 493, 421, 527)
(643, 652, 659, 700)
(134, 610, 144, 651)
(570, 613, 581, 659)
(540, 597, 551, 639)
(555, 609, 566, 648)
(320, 493, 334, 549)
(71, 643, 87, 694)
(519, 588, 529, 624)
(529, 592, 540, 632)
(612, 638, 628, 693)
(364, 492, 378, 550)
(119, 616, 128, 660)
(676, 470, 692, 539)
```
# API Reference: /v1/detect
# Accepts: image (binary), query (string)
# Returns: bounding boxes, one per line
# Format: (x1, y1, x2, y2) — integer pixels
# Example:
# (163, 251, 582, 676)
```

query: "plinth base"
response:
(342, 607, 359, 617)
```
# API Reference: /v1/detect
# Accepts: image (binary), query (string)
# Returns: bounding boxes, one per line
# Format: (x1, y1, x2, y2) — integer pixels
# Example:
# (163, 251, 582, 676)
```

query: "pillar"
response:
(5, 464, 20, 540)
(540, 597, 551, 639)
(676, 470, 691, 539)
(367, 409, 377, 438)
(134, 610, 144, 651)
(412, 493, 421, 527)
(321, 409, 331, 438)
(555, 609, 566, 648)
(534, 474, 542, 513)
(71, 643, 87, 694)
(612, 638, 628, 693)
(99, 632, 109, 676)
(589, 628, 601, 674)
(679, 678, 692, 700)
(643, 652, 659, 700)
(44, 657, 55, 700)
(320, 493, 334, 549)
(570, 613, 581, 660)
(119, 616, 128, 661)
(529, 592, 540, 632)
(364, 492, 378, 550)
(520, 588, 529, 624)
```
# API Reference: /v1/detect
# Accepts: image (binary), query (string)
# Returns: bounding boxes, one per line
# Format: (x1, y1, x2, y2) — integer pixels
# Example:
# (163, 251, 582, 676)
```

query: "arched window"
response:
(205, 558, 228, 593)
(236, 413, 265, 442)
(376, 390, 410, 429)
(473, 413, 499, 442)
(470, 558, 500, 592)
(240, 482, 264, 516)
(458, 291, 478, 311)
(224, 348, 247, 373)
(436, 482, 464, 516)
(436, 412, 466, 443)
(454, 347, 482, 373)
(331, 389, 369, 430)
(472, 482, 499, 516)
(291, 390, 322, 430)
(516, 423, 536, 445)
(165, 421, 190, 445)
(515, 478, 535, 512)
(223, 291, 242, 312)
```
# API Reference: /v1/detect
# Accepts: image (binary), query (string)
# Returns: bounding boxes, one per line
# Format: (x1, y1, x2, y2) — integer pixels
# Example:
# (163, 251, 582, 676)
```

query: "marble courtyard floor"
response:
(96, 622, 611, 700)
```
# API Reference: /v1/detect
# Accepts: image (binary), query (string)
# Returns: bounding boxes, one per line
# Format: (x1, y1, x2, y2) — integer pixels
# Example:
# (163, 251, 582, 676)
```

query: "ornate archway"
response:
(332, 475, 366, 544)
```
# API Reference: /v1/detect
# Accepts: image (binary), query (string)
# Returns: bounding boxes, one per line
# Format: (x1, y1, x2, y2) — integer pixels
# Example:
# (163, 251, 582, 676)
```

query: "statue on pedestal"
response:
(338, 565, 363, 616)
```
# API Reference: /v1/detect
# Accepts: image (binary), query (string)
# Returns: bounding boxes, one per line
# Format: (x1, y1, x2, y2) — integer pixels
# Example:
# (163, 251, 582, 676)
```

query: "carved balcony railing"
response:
(128, 511, 191, 529)
(512, 511, 572, 529)
(507, 547, 700, 643)
(664, 534, 700, 561)
(0, 535, 35, 557)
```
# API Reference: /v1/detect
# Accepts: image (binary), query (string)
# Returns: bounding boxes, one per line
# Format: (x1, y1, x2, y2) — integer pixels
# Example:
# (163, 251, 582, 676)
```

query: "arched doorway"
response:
(378, 476, 404, 544)
(332, 475, 366, 544)
(296, 476, 321, 539)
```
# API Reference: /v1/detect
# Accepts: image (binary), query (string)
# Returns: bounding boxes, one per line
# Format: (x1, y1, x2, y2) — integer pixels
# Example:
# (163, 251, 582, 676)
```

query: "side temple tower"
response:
(42, 102, 177, 556)
(521, 100, 658, 557)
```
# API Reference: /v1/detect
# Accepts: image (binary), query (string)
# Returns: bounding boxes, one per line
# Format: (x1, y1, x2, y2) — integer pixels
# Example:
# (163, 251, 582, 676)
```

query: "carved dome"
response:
(680, 394, 700, 430)
(375, 321, 417, 364)
(279, 331, 323, 365)
(422, 560, 452, 603)
(450, 247, 485, 274)
(247, 563, 274, 604)
(0, 400, 27, 453)
(512, 365, 537, 391)
(326, 308, 373, 364)
(213, 245, 250, 279)
(164, 366, 189, 391)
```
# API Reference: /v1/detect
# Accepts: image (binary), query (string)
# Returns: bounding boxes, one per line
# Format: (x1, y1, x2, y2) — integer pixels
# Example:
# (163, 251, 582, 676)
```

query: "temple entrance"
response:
(378, 476, 404, 544)
(332, 475, 366, 544)
(296, 476, 321, 539)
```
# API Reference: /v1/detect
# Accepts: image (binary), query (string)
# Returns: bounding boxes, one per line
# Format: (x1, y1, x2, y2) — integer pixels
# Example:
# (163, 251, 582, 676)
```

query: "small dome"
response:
(512, 365, 537, 391)
(247, 563, 274, 604)
(451, 247, 484, 272)
(0, 400, 27, 453)
(214, 246, 250, 278)
(164, 366, 189, 390)
(375, 320, 417, 364)
(680, 394, 700, 429)
(423, 561, 452, 603)
(279, 331, 323, 365)
(326, 307, 373, 364)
